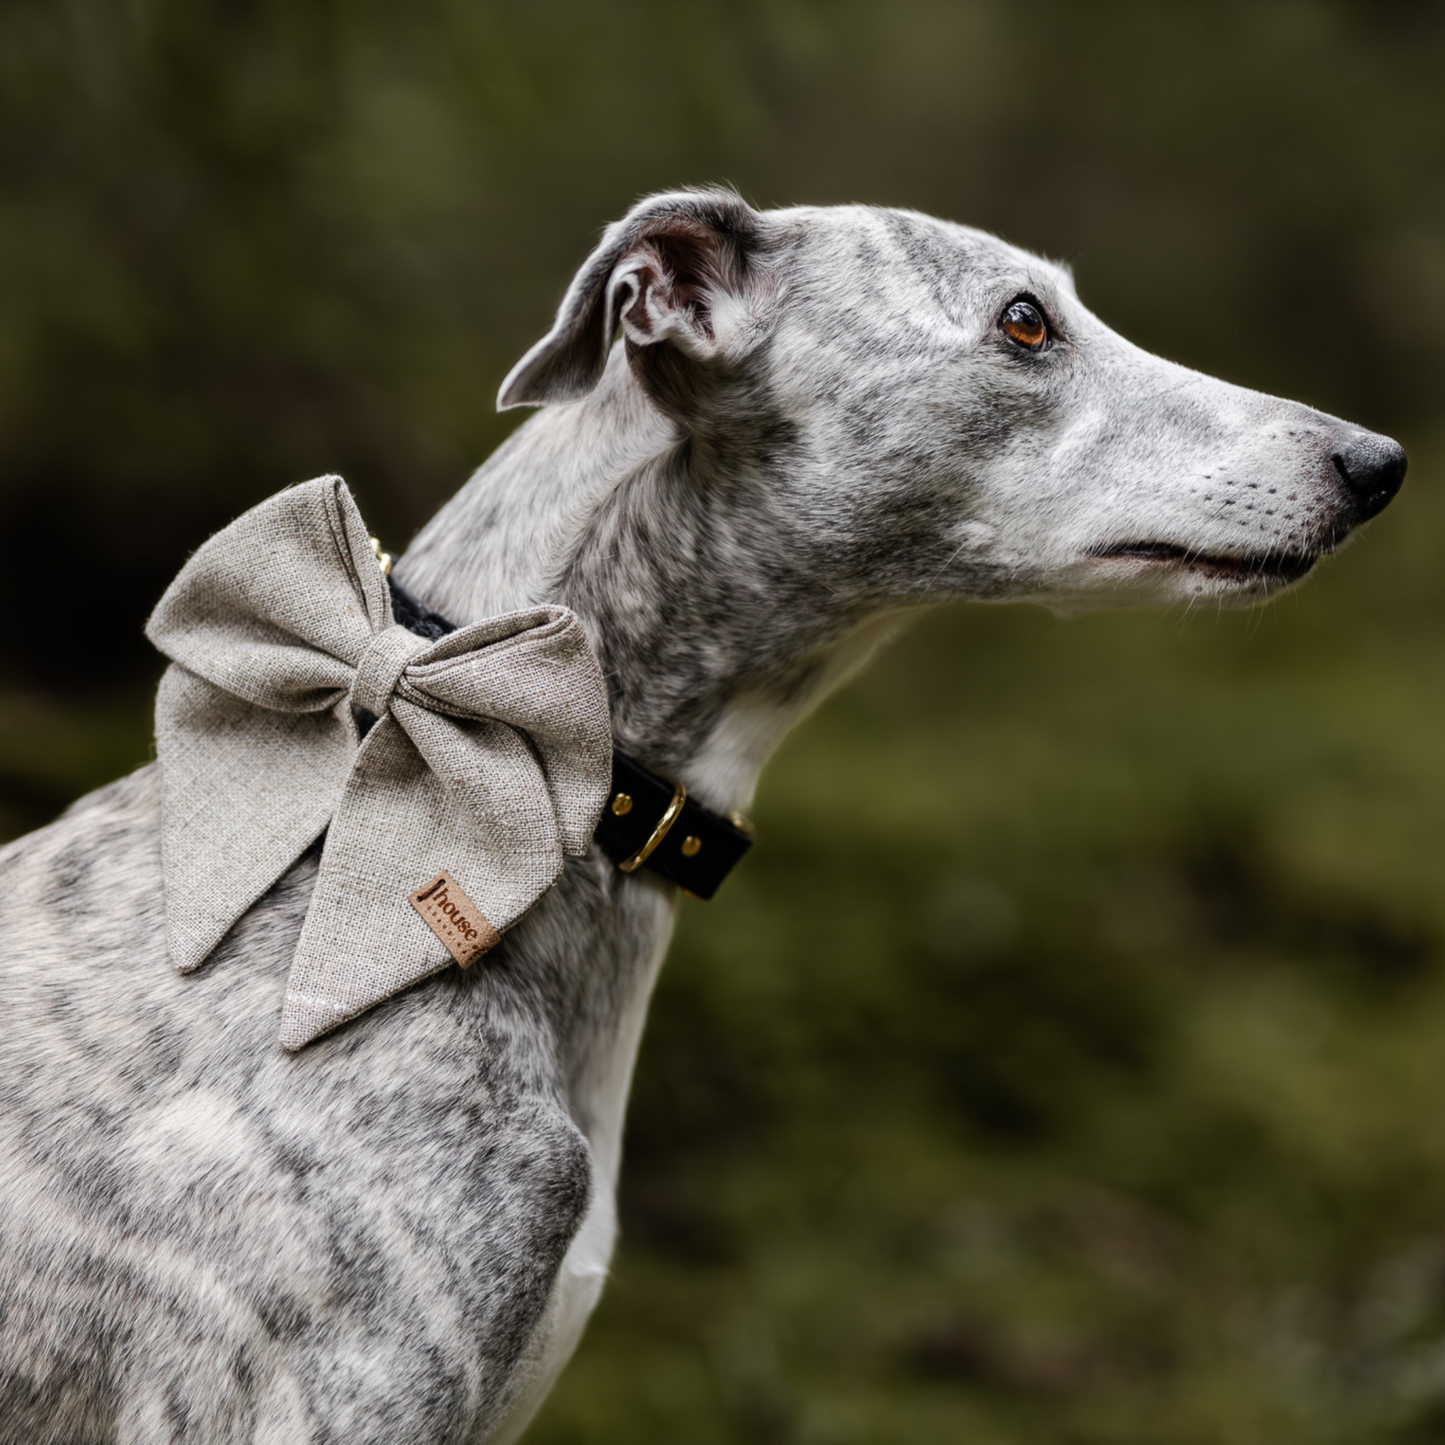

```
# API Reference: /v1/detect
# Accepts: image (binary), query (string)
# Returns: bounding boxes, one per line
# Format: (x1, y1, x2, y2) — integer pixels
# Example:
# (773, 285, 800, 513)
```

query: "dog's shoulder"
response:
(0, 764, 593, 1443)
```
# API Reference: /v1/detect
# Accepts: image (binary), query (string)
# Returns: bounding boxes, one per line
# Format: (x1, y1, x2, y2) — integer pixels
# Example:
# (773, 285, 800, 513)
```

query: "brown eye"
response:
(1001, 299, 1048, 351)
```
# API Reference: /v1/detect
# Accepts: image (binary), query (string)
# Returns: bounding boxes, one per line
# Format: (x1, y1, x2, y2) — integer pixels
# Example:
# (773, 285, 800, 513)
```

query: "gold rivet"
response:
(680, 835, 702, 857)
(611, 793, 633, 816)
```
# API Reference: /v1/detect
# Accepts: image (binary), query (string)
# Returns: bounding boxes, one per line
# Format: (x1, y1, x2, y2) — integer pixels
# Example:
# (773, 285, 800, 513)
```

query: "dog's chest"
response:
(0, 768, 674, 1441)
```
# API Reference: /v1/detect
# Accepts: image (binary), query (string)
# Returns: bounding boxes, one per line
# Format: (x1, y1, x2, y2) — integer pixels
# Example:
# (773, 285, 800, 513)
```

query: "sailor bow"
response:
(145, 475, 612, 1049)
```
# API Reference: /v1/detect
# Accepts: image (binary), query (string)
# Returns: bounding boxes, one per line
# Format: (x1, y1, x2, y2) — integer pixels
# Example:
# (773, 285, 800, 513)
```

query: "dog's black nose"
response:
(1332, 432, 1407, 521)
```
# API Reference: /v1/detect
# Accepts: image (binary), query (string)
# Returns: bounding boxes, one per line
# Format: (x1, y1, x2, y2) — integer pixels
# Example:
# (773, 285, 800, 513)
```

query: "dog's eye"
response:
(1001, 300, 1049, 351)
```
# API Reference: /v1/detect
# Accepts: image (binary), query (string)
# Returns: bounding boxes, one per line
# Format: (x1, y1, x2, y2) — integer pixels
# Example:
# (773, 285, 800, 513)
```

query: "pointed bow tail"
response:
(144, 475, 612, 1048)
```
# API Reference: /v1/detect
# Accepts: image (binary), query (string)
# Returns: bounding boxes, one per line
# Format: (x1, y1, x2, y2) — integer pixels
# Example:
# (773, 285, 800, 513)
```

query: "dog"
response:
(0, 189, 1405, 1443)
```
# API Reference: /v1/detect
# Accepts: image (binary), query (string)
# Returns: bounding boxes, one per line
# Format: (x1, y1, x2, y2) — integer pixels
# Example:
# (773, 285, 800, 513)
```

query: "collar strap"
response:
(388, 575, 753, 900)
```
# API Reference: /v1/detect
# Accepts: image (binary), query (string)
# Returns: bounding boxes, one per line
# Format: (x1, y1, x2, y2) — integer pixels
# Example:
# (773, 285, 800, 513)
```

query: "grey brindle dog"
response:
(0, 190, 1405, 1442)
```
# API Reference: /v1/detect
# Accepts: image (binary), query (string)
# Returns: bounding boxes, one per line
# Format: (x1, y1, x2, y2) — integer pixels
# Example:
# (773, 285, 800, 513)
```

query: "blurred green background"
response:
(3, 2, 1444, 1440)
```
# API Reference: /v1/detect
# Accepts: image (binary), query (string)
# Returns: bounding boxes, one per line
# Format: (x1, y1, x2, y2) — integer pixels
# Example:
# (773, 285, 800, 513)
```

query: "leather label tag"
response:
(409, 871, 499, 969)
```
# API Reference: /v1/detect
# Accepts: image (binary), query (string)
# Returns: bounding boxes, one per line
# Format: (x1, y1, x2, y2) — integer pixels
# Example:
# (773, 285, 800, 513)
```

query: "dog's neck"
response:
(399, 352, 899, 817)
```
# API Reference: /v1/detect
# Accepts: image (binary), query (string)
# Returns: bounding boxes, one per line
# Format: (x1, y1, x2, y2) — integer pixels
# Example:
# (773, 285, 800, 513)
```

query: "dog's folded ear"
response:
(498, 189, 772, 412)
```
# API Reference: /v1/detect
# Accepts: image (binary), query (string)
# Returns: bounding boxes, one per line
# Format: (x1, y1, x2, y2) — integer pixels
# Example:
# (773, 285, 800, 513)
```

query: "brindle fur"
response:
(0, 191, 1403, 1442)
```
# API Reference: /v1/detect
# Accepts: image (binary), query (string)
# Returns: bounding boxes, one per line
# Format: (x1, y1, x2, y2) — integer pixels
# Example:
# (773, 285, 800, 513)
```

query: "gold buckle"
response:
(619, 782, 687, 872)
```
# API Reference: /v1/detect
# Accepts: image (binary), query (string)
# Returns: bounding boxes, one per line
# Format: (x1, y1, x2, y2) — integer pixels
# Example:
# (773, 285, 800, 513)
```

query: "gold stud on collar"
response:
(610, 792, 633, 816)
(680, 835, 702, 857)
(369, 536, 393, 577)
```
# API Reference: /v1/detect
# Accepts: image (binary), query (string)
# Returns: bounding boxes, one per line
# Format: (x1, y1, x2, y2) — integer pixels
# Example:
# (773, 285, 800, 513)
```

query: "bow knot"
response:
(351, 624, 424, 718)
(145, 476, 612, 1049)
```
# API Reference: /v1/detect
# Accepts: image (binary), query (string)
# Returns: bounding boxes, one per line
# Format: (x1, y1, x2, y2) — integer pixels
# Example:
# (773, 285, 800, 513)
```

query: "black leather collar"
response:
(388, 575, 752, 900)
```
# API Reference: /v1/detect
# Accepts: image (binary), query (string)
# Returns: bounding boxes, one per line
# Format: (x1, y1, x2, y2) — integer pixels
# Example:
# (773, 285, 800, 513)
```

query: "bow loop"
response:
(146, 476, 612, 1049)
(399, 613, 623, 858)
(146, 473, 388, 713)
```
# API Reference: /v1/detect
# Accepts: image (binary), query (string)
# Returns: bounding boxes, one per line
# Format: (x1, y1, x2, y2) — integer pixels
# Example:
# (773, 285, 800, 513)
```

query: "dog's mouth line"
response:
(1088, 541, 1322, 583)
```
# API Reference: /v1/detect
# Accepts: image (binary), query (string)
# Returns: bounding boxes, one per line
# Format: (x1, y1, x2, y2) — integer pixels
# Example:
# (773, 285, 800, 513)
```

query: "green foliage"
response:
(2, 2, 1444, 1439)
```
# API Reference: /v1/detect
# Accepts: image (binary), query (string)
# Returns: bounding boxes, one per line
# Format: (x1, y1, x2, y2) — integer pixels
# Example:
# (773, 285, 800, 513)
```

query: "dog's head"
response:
(501, 189, 1403, 614)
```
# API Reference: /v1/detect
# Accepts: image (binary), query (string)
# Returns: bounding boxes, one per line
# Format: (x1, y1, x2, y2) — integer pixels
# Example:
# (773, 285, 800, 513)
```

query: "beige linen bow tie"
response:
(145, 475, 612, 1048)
